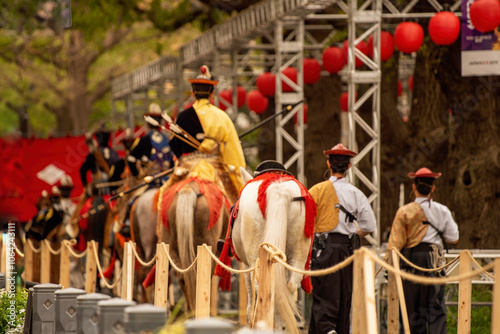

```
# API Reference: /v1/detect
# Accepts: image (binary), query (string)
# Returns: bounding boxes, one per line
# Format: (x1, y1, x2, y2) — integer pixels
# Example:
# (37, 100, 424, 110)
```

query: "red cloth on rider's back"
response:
(73, 197, 93, 252)
(161, 177, 230, 231)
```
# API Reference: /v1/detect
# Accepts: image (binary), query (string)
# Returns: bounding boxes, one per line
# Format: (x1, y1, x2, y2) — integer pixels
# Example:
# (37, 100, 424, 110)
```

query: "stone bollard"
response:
(0, 272, 4, 289)
(55, 287, 86, 334)
(76, 293, 111, 334)
(97, 298, 136, 334)
(32, 283, 62, 334)
(23, 287, 34, 334)
(124, 304, 167, 333)
(184, 318, 234, 334)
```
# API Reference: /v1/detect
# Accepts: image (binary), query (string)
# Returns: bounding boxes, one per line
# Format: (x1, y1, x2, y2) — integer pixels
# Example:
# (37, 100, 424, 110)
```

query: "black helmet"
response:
(254, 160, 293, 177)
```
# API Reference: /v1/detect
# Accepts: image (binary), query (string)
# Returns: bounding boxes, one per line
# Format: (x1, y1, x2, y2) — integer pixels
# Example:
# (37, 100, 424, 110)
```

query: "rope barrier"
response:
(92, 242, 123, 289)
(467, 250, 495, 279)
(393, 247, 460, 273)
(130, 244, 157, 267)
(14, 242, 24, 258)
(202, 244, 254, 274)
(64, 240, 88, 259)
(43, 239, 62, 255)
(27, 239, 41, 254)
(366, 249, 496, 285)
(162, 243, 198, 274)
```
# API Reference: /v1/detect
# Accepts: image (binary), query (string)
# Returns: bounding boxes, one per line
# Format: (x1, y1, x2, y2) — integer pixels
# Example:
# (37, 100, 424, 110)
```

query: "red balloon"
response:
(218, 89, 231, 111)
(229, 86, 247, 108)
(303, 58, 321, 85)
(470, 0, 500, 33)
(294, 104, 308, 125)
(339, 92, 358, 112)
(367, 31, 395, 61)
(429, 12, 460, 45)
(342, 40, 368, 68)
(322, 47, 346, 74)
(247, 90, 269, 114)
(394, 22, 424, 54)
(397, 80, 402, 97)
(409, 76, 414, 91)
(256, 72, 276, 97)
(282, 67, 298, 92)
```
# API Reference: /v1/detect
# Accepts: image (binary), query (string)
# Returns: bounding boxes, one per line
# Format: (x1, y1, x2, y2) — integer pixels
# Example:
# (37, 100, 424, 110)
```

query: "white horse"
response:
(231, 167, 315, 334)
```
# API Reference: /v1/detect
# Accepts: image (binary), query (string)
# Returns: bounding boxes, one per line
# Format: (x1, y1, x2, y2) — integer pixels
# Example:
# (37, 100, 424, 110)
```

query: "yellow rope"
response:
(366, 249, 496, 285)
(91, 241, 123, 289)
(202, 244, 254, 274)
(27, 239, 41, 254)
(162, 243, 197, 274)
(14, 242, 24, 258)
(43, 239, 62, 255)
(130, 244, 157, 267)
(393, 247, 460, 273)
(467, 250, 495, 279)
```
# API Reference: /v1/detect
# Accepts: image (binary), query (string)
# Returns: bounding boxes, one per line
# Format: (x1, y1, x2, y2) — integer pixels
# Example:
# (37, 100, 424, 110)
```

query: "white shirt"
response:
(319, 176, 377, 237)
(415, 197, 459, 247)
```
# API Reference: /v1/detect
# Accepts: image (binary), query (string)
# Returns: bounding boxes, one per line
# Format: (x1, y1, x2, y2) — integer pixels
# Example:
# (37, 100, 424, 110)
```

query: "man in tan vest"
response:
(308, 143, 377, 334)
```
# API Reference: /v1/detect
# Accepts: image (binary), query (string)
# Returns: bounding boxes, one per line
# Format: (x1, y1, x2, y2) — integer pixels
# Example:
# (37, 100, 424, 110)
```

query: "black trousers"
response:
(400, 243, 447, 334)
(309, 234, 353, 334)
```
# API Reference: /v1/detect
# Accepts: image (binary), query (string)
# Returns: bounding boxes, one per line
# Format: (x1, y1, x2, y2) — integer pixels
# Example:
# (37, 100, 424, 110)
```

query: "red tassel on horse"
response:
(142, 264, 156, 289)
(215, 219, 234, 291)
(99, 250, 116, 280)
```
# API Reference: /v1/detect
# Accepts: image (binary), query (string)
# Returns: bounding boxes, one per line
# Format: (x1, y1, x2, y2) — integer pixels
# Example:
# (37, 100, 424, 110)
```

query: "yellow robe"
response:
(192, 99, 246, 192)
(308, 180, 340, 233)
(387, 202, 429, 251)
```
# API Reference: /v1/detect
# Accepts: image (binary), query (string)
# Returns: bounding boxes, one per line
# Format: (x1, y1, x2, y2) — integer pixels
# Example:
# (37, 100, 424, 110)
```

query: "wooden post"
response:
(352, 249, 366, 334)
(392, 249, 410, 334)
(387, 249, 399, 334)
(24, 241, 33, 282)
(211, 275, 218, 317)
(121, 241, 135, 301)
(491, 258, 500, 333)
(0, 235, 5, 273)
(239, 262, 248, 325)
(154, 243, 169, 308)
(59, 241, 71, 289)
(362, 249, 378, 334)
(458, 250, 472, 333)
(85, 241, 97, 293)
(40, 240, 51, 283)
(195, 245, 212, 319)
(254, 246, 275, 329)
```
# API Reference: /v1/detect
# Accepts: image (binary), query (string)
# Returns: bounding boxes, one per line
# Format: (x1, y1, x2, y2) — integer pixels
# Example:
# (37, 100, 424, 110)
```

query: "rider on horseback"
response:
(165, 65, 246, 203)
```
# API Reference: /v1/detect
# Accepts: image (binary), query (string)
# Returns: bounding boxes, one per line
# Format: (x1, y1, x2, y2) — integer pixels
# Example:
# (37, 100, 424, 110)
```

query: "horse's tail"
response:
(175, 183, 197, 308)
(263, 181, 300, 334)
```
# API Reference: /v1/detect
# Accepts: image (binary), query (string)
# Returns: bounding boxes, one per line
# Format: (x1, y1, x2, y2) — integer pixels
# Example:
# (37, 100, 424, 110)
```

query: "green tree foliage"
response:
(0, 0, 204, 137)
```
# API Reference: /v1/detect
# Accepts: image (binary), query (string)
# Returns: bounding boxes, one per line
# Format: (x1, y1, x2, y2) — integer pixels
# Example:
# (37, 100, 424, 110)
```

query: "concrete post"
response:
(32, 283, 62, 334)
(23, 287, 34, 334)
(97, 298, 136, 334)
(184, 318, 234, 334)
(0, 272, 4, 289)
(124, 304, 167, 333)
(76, 293, 111, 334)
(54, 287, 86, 334)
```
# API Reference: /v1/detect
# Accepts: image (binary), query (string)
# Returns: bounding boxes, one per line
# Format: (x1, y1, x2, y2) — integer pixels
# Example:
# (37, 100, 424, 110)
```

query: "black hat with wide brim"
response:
(254, 160, 293, 177)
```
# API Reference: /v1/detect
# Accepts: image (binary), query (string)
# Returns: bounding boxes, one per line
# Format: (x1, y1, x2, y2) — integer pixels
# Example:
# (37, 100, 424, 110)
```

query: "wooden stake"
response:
(362, 249, 378, 334)
(85, 241, 97, 293)
(59, 242, 71, 289)
(387, 249, 399, 334)
(211, 275, 218, 317)
(254, 246, 275, 329)
(40, 240, 51, 283)
(196, 245, 212, 319)
(154, 243, 169, 308)
(352, 249, 366, 334)
(24, 242, 33, 282)
(239, 262, 248, 325)
(458, 250, 472, 333)
(0, 236, 5, 273)
(491, 258, 500, 333)
(121, 241, 135, 301)
(392, 250, 410, 334)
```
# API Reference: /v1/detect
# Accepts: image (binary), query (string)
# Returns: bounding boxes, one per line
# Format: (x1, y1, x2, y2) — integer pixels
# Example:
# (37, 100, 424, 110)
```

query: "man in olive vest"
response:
(308, 143, 377, 334)
(388, 167, 459, 334)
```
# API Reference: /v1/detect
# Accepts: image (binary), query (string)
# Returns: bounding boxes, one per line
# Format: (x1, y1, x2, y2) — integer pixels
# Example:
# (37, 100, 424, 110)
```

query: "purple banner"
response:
(461, 0, 500, 76)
